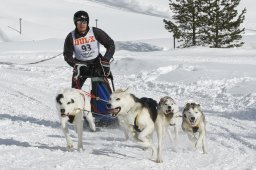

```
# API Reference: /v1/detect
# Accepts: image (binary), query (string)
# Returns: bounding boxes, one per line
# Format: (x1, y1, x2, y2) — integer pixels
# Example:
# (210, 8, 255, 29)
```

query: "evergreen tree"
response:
(164, 0, 246, 48)
(201, 0, 246, 48)
(164, 0, 203, 48)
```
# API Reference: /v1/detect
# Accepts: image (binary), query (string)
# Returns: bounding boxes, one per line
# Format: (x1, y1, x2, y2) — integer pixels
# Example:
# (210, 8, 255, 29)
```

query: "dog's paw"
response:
(89, 123, 96, 132)
(155, 159, 163, 163)
(203, 149, 208, 154)
(67, 144, 74, 152)
(77, 147, 85, 152)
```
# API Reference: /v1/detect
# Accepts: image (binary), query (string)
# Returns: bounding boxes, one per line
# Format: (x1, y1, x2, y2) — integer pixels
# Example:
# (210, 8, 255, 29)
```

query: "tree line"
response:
(163, 0, 246, 48)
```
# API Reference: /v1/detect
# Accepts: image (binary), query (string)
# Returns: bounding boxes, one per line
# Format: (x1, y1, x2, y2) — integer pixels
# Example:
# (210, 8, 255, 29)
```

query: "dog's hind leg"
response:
(137, 124, 157, 161)
(61, 121, 73, 151)
(84, 112, 96, 132)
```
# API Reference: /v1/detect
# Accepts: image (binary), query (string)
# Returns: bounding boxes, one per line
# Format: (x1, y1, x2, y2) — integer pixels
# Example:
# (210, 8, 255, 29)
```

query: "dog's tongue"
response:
(191, 121, 197, 127)
(108, 108, 119, 114)
(165, 110, 173, 115)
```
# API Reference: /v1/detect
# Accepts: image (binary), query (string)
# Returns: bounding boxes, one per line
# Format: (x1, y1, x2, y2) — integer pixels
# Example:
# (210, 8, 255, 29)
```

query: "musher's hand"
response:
(100, 58, 110, 76)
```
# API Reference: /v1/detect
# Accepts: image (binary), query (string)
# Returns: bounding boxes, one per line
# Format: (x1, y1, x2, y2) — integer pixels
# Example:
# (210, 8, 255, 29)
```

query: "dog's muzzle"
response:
(165, 109, 174, 117)
(189, 117, 197, 127)
(109, 107, 121, 117)
(60, 109, 68, 117)
(61, 113, 69, 117)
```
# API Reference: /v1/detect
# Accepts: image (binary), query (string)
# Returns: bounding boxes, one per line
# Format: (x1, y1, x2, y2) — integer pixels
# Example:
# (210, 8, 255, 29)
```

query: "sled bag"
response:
(91, 77, 112, 114)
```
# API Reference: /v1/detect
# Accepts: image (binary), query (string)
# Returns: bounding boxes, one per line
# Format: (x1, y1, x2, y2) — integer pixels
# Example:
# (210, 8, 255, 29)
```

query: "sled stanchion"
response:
(111, 78, 115, 91)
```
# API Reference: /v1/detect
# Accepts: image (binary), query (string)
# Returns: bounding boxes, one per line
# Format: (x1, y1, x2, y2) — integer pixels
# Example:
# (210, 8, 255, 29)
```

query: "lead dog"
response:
(108, 89, 159, 162)
(55, 88, 96, 151)
(182, 103, 207, 154)
(155, 96, 180, 162)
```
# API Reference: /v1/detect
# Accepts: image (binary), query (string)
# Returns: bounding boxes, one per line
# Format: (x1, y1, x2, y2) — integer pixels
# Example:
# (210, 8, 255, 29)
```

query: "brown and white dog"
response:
(55, 88, 96, 151)
(182, 103, 207, 154)
(155, 96, 180, 163)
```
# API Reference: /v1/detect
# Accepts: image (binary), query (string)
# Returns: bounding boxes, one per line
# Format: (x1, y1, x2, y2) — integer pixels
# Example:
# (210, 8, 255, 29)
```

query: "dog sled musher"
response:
(73, 57, 117, 126)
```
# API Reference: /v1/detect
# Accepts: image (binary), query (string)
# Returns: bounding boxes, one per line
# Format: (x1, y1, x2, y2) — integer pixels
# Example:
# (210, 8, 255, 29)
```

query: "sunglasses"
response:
(77, 20, 88, 25)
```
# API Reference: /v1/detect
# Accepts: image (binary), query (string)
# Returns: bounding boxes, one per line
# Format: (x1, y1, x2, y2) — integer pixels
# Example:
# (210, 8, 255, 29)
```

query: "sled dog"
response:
(182, 103, 207, 154)
(55, 88, 96, 151)
(155, 96, 180, 162)
(108, 89, 159, 162)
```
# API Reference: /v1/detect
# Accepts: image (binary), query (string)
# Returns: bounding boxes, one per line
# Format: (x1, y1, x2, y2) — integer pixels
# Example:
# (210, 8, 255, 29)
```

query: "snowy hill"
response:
(0, 0, 256, 169)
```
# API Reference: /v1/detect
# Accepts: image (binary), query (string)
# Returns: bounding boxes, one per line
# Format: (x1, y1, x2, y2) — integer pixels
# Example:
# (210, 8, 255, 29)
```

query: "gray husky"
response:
(155, 96, 180, 162)
(182, 103, 207, 154)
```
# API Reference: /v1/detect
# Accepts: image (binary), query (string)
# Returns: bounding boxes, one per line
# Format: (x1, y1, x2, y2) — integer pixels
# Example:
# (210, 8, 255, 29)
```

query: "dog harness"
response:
(133, 111, 142, 132)
(192, 126, 199, 133)
(68, 115, 75, 123)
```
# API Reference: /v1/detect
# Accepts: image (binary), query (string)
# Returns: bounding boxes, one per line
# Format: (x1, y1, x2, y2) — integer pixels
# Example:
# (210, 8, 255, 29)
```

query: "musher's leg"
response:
(72, 66, 87, 89)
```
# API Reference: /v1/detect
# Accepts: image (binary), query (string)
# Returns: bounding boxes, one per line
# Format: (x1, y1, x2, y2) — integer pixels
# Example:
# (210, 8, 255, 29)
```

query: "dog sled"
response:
(90, 75, 117, 126)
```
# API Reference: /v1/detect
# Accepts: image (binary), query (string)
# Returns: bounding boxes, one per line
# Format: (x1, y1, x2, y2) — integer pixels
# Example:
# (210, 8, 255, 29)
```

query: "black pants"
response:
(71, 59, 105, 89)
(71, 57, 113, 89)
(72, 73, 87, 89)
(71, 63, 94, 89)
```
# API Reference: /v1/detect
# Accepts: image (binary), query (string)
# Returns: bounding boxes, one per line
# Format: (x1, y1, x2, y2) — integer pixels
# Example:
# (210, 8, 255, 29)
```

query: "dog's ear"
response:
(56, 93, 64, 105)
(185, 103, 190, 108)
(123, 87, 129, 93)
(116, 88, 129, 93)
(159, 98, 165, 105)
(197, 104, 203, 113)
(159, 96, 169, 105)
(182, 107, 187, 118)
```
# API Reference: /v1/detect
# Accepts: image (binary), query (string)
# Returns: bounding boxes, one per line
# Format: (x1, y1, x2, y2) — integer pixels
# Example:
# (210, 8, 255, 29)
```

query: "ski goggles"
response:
(77, 20, 88, 25)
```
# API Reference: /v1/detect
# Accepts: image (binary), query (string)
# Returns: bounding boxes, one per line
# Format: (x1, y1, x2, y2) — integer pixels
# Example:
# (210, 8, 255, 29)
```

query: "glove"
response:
(100, 57, 110, 77)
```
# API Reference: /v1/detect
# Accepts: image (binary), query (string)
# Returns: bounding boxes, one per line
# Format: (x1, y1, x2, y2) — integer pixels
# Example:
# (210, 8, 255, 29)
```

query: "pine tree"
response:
(164, 0, 203, 48)
(164, 0, 246, 48)
(201, 0, 246, 48)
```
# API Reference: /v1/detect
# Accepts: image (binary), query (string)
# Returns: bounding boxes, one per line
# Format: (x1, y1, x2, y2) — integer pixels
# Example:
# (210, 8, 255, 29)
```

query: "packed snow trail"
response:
(0, 48, 255, 169)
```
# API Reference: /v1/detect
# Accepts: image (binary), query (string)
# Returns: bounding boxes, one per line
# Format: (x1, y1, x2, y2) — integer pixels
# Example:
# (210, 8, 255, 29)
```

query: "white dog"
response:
(55, 88, 96, 151)
(155, 96, 180, 162)
(182, 103, 207, 154)
(108, 89, 159, 162)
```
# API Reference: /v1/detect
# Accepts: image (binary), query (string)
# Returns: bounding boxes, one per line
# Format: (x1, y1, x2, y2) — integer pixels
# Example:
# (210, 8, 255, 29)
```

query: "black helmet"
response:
(73, 10, 89, 25)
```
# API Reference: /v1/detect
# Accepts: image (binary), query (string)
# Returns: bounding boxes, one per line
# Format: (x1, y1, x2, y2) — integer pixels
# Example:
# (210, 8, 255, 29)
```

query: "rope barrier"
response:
(22, 52, 62, 65)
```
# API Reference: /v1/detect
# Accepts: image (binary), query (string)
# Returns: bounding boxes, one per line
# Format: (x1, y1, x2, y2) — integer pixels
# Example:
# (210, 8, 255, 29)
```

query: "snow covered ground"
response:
(0, 0, 256, 169)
